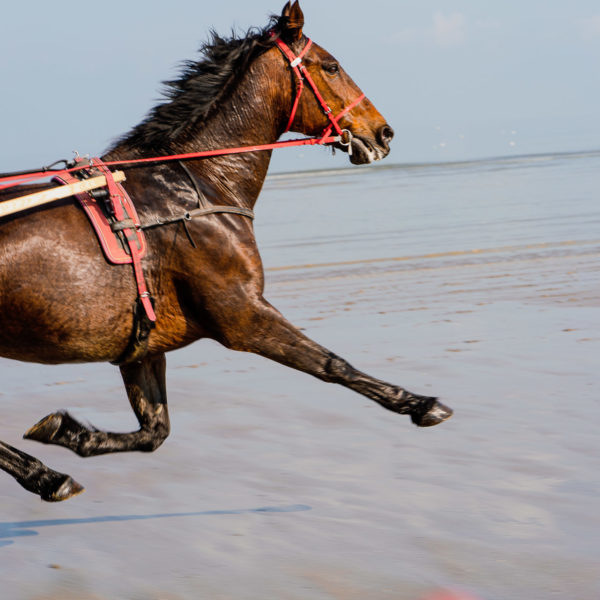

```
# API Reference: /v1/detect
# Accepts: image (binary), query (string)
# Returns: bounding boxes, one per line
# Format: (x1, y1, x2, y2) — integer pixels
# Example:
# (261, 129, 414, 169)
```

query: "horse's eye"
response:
(324, 63, 339, 75)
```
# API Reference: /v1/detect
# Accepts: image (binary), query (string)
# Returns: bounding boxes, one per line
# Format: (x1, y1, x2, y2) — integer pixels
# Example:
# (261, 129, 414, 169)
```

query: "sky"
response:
(1, 0, 599, 173)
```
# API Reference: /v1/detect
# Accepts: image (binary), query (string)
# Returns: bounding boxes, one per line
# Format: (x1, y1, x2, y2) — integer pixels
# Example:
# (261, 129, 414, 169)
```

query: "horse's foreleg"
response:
(221, 300, 452, 426)
(24, 354, 170, 456)
(0, 440, 84, 501)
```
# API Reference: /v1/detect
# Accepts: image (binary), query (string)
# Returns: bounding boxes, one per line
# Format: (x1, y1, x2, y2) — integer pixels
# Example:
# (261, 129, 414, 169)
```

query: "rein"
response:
(0, 135, 341, 190)
(0, 35, 365, 191)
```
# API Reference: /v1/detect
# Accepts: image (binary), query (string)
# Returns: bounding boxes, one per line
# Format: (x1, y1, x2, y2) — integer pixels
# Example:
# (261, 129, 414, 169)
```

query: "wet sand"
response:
(1, 151, 599, 599)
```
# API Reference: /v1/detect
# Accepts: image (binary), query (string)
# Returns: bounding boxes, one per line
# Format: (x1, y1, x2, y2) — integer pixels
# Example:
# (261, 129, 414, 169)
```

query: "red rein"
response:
(0, 36, 365, 191)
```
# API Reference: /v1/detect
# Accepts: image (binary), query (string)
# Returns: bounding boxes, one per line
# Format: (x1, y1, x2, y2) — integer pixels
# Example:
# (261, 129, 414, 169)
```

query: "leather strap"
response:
(91, 159, 157, 323)
(141, 205, 254, 229)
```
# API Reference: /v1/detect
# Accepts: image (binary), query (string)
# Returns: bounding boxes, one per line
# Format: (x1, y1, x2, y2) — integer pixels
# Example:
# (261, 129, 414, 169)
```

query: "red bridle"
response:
(273, 36, 366, 150)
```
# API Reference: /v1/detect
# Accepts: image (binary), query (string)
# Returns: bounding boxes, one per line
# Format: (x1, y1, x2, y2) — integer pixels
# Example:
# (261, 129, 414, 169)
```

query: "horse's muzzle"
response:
(348, 125, 394, 165)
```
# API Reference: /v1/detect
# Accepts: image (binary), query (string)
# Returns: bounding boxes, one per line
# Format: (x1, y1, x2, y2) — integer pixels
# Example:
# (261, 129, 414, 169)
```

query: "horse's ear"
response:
(280, 0, 304, 41)
(281, 1, 292, 17)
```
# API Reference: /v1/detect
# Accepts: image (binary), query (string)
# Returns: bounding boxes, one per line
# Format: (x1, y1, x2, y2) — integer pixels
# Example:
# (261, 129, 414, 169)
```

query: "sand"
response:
(1, 151, 599, 599)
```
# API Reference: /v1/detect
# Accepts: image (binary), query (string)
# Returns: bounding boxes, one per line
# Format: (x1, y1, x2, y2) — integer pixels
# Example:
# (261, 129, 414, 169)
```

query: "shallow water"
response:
(1, 150, 599, 599)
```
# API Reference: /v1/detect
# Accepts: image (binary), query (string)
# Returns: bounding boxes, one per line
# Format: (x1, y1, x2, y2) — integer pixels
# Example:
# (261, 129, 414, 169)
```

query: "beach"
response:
(1, 150, 599, 599)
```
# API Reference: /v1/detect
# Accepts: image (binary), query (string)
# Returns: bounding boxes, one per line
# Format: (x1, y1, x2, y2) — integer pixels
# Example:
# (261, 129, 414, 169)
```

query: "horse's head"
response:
(272, 1, 394, 165)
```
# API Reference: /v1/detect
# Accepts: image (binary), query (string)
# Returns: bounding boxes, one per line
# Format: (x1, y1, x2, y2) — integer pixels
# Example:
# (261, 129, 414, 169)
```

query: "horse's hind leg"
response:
(0, 440, 84, 501)
(24, 353, 170, 457)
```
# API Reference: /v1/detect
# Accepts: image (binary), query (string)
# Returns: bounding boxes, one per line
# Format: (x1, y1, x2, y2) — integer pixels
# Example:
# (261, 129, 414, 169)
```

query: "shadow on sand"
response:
(0, 504, 311, 548)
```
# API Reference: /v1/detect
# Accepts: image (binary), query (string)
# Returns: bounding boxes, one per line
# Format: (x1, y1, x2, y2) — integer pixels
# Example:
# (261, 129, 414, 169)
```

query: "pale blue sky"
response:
(1, 1, 599, 172)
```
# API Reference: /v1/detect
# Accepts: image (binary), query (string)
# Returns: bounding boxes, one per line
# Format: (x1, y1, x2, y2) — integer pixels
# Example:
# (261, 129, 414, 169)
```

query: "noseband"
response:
(273, 36, 366, 150)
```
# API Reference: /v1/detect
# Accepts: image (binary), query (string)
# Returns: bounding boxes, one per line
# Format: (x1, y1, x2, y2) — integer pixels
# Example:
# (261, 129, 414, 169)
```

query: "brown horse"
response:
(0, 2, 452, 502)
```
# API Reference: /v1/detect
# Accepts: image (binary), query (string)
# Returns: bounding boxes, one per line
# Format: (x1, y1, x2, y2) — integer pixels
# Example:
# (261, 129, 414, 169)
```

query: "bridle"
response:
(273, 35, 366, 154)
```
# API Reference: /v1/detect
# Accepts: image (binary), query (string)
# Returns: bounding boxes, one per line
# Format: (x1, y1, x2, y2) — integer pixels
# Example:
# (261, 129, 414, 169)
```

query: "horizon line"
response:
(267, 146, 600, 179)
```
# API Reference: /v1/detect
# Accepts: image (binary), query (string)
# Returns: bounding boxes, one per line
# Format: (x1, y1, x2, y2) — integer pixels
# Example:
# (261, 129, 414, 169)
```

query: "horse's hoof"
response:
(411, 398, 453, 427)
(41, 475, 85, 502)
(24, 412, 64, 444)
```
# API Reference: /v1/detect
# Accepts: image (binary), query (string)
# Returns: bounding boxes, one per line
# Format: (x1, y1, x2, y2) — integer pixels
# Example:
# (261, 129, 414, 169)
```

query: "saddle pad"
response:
(53, 171, 147, 265)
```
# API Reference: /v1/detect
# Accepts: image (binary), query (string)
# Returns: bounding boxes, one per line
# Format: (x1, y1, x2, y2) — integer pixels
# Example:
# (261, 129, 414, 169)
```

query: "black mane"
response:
(115, 17, 284, 153)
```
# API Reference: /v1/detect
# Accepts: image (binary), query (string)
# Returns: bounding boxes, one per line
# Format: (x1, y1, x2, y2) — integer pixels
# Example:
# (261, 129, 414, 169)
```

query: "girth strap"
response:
(141, 205, 254, 229)
(91, 159, 156, 323)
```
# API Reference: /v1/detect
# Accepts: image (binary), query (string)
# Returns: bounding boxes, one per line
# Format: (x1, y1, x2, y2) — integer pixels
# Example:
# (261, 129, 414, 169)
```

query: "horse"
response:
(0, 1, 452, 502)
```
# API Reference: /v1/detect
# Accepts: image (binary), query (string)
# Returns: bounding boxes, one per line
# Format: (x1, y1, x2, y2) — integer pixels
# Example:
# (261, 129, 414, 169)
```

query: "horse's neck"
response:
(108, 49, 288, 209)
(185, 114, 277, 209)
(183, 55, 285, 209)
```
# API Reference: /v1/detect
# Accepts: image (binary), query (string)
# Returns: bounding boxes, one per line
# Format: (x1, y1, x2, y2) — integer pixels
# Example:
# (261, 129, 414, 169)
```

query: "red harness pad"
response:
(53, 171, 147, 265)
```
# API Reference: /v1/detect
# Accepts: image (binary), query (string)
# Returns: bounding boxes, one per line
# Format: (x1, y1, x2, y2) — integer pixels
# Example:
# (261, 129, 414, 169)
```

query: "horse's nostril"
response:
(379, 125, 394, 144)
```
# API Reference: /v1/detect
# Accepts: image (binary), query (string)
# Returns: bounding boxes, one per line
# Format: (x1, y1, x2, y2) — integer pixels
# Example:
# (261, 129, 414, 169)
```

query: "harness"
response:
(2, 33, 369, 364)
(52, 159, 156, 364)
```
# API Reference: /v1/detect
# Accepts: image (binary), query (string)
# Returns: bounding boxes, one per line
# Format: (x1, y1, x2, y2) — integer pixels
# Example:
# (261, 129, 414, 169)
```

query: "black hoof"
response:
(24, 411, 85, 446)
(41, 475, 85, 502)
(411, 398, 453, 427)
(24, 412, 65, 444)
